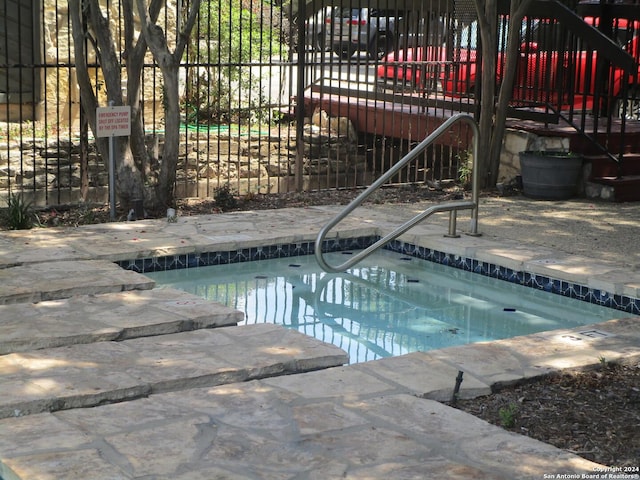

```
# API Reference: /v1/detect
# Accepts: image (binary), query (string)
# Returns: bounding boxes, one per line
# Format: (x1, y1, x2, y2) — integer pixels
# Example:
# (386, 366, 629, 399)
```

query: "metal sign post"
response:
(95, 103, 131, 220)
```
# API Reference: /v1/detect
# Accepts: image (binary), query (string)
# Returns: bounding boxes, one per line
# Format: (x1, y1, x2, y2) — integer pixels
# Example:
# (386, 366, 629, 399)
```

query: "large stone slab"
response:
(0, 380, 601, 480)
(0, 324, 348, 419)
(0, 229, 92, 267)
(428, 318, 640, 387)
(352, 351, 492, 400)
(0, 260, 154, 304)
(0, 288, 243, 354)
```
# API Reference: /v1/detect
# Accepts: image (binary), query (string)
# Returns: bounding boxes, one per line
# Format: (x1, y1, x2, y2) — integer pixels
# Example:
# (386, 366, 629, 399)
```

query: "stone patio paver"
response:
(0, 198, 639, 479)
(0, 375, 601, 480)
(0, 288, 243, 354)
(0, 260, 154, 304)
(0, 324, 348, 419)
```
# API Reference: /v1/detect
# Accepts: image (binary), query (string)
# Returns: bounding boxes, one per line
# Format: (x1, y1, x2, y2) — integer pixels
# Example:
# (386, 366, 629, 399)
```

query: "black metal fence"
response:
(1, 0, 639, 208)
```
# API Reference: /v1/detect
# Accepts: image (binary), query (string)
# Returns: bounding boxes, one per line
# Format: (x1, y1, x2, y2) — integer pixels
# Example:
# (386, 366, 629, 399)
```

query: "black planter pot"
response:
(518, 151, 583, 200)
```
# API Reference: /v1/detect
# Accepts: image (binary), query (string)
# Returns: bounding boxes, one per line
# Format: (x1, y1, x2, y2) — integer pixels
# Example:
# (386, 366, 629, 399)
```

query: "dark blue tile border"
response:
(117, 236, 640, 316)
(116, 236, 379, 273)
(383, 239, 640, 315)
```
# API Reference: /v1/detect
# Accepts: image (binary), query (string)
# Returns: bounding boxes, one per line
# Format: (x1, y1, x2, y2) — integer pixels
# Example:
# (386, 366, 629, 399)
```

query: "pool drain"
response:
(577, 329, 613, 339)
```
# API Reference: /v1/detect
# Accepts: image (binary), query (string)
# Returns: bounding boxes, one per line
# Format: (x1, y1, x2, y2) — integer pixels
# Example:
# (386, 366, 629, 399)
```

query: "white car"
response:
(329, 7, 399, 59)
(304, 7, 333, 51)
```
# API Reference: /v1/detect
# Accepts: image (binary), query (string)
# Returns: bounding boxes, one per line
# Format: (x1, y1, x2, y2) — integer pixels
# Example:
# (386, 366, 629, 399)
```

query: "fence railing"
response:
(1, 0, 638, 208)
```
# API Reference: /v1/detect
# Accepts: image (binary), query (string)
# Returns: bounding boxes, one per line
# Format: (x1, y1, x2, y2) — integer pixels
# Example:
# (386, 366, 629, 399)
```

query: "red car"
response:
(376, 16, 640, 118)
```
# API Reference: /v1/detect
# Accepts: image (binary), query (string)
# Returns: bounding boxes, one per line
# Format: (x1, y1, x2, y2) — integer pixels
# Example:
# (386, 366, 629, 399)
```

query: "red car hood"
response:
(383, 45, 477, 64)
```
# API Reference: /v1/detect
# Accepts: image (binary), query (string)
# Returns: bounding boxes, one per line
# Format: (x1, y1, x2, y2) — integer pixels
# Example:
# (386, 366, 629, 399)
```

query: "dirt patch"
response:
(31, 184, 466, 227)
(450, 362, 640, 468)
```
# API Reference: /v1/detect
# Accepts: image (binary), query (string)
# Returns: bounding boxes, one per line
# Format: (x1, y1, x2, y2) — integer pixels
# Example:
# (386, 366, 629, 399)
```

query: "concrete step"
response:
(0, 324, 348, 419)
(0, 260, 154, 304)
(0, 288, 243, 355)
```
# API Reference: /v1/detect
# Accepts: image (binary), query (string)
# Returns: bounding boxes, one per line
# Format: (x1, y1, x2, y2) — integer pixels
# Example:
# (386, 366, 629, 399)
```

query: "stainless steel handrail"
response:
(315, 113, 480, 273)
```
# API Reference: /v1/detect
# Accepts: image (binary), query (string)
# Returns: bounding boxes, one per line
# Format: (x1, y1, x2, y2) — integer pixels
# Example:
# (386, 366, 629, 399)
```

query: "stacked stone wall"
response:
(35, 0, 174, 128)
(0, 109, 366, 207)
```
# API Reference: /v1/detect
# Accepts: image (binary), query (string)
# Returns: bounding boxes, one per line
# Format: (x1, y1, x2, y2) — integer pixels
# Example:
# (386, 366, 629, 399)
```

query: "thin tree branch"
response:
(174, 0, 202, 59)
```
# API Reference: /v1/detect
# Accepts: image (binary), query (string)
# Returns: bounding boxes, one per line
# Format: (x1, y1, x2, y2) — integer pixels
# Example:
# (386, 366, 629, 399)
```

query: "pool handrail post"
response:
(315, 113, 481, 273)
(445, 210, 460, 238)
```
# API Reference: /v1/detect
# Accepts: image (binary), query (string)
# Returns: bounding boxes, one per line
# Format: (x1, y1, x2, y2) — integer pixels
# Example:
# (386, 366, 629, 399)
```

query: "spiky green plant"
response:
(3, 193, 35, 230)
(498, 403, 518, 428)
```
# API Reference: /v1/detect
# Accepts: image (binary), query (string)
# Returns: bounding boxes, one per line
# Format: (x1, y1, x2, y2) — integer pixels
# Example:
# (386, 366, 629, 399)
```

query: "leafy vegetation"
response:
(0, 121, 54, 143)
(183, 0, 286, 125)
(2, 193, 36, 230)
(457, 149, 473, 189)
(213, 184, 238, 211)
(498, 403, 518, 428)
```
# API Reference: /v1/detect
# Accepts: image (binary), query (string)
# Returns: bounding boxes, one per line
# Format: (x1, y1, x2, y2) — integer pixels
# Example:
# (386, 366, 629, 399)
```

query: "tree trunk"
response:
(474, 0, 498, 189)
(155, 71, 182, 210)
(474, 0, 533, 189)
(123, 0, 163, 184)
(488, 0, 533, 187)
(69, 0, 145, 210)
(137, 0, 202, 211)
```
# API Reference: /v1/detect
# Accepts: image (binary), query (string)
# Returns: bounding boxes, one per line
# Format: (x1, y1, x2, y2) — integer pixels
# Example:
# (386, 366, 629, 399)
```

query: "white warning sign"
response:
(96, 106, 131, 138)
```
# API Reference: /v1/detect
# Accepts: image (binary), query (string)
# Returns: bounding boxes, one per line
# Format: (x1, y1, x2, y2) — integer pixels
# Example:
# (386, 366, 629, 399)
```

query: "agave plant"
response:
(3, 193, 35, 230)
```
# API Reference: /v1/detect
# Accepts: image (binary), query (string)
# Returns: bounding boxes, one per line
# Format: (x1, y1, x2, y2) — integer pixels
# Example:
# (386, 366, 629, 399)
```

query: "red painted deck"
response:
(304, 88, 640, 201)
(303, 89, 477, 144)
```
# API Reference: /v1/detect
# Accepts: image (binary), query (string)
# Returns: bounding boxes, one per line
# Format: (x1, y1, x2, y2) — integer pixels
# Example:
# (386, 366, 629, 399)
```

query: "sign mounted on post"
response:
(96, 104, 132, 220)
(96, 105, 131, 138)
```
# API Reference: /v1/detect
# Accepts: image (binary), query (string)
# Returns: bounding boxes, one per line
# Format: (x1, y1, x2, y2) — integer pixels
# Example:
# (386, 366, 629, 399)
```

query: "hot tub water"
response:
(146, 249, 626, 364)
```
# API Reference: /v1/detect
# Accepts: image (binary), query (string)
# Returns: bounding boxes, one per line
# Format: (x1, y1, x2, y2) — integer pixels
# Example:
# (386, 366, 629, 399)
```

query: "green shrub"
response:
(457, 149, 473, 189)
(498, 403, 518, 428)
(214, 184, 238, 211)
(2, 193, 35, 230)
(182, 0, 285, 125)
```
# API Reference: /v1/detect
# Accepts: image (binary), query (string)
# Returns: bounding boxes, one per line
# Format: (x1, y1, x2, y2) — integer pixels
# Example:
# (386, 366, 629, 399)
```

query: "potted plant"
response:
(518, 150, 583, 200)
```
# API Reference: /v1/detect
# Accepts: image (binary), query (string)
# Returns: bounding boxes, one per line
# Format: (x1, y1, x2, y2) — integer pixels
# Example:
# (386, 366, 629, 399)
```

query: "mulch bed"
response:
(449, 362, 640, 468)
(30, 185, 465, 227)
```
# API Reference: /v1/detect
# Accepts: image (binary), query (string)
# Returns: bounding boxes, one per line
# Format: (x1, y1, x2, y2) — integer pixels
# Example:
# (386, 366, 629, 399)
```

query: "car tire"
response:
(375, 82, 397, 95)
(333, 44, 356, 59)
(614, 87, 640, 120)
(369, 35, 393, 60)
(316, 31, 325, 51)
(310, 30, 324, 52)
